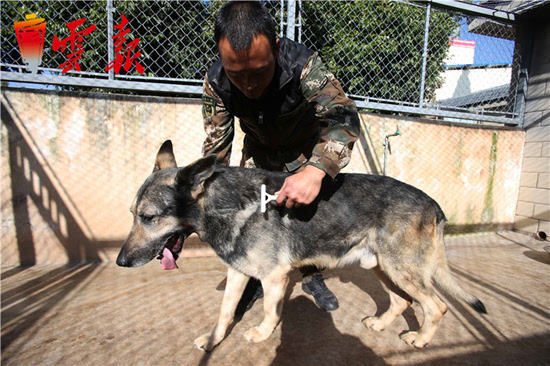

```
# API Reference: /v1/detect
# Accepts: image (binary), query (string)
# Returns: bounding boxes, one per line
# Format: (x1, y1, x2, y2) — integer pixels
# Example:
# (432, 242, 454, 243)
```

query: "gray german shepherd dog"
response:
(117, 140, 486, 351)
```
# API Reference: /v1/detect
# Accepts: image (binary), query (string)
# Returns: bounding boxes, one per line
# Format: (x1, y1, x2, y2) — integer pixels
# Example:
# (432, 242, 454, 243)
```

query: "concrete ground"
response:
(2, 231, 549, 366)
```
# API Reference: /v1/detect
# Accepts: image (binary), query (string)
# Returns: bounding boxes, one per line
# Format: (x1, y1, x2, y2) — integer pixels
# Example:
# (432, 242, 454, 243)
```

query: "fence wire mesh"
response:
(300, 1, 432, 104)
(1, 1, 522, 124)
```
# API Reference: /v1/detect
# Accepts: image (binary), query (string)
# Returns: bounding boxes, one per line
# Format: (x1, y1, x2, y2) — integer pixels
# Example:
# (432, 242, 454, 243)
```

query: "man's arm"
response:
(301, 52, 361, 179)
(201, 75, 235, 165)
(276, 53, 360, 208)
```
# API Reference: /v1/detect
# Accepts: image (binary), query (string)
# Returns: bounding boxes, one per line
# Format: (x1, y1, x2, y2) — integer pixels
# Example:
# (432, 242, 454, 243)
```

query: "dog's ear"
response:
(176, 155, 217, 198)
(154, 140, 177, 172)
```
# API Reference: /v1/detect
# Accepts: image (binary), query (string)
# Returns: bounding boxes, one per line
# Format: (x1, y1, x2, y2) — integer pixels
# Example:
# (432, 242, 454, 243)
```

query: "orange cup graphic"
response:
(14, 14, 47, 74)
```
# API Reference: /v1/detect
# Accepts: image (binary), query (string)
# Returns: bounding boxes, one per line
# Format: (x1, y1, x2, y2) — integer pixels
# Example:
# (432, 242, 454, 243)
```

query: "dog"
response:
(117, 140, 486, 351)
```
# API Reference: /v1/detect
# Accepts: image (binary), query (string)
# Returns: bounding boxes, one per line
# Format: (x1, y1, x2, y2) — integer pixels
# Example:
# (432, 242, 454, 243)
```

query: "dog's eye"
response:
(140, 214, 155, 223)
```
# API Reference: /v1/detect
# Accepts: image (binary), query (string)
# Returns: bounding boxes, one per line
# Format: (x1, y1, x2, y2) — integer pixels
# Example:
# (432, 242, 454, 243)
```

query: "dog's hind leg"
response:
(399, 290, 447, 349)
(194, 266, 249, 352)
(363, 266, 413, 332)
(243, 265, 291, 343)
(382, 266, 447, 349)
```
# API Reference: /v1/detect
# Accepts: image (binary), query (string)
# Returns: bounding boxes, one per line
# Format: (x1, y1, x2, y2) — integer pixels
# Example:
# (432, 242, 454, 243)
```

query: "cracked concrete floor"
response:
(2, 231, 549, 365)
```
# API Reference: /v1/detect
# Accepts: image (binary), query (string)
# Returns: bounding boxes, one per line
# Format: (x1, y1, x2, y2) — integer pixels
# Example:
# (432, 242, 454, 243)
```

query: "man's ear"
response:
(154, 140, 177, 172)
(176, 155, 218, 198)
(274, 38, 280, 59)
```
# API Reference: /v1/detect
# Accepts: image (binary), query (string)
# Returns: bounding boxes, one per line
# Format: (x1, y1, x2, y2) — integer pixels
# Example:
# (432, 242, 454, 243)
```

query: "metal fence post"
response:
(286, 0, 296, 41)
(515, 68, 528, 127)
(419, 3, 431, 108)
(297, 0, 302, 43)
(280, 0, 284, 38)
(107, 0, 114, 81)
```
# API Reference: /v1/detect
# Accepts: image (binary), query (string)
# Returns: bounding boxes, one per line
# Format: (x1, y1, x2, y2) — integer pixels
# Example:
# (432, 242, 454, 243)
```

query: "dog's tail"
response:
(432, 222, 487, 314)
(433, 263, 487, 314)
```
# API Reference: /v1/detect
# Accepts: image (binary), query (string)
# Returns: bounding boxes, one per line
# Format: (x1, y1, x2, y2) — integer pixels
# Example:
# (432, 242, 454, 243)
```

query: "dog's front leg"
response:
(194, 266, 249, 352)
(244, 266, 290, 343)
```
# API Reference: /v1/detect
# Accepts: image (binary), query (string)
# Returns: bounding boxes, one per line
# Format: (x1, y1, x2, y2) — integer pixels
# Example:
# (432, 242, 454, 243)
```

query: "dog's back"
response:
(201, 168, 445, 272)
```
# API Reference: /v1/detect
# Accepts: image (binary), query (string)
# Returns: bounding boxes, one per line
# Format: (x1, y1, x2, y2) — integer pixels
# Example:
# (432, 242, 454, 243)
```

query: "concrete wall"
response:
(514, 20, 550, 237)
(1, 88, 525, 266)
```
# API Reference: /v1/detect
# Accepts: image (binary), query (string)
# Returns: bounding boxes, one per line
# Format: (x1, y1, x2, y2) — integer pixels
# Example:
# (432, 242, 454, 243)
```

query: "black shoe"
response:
(302, 274, 339, 311)
(235, 278, 264, 316)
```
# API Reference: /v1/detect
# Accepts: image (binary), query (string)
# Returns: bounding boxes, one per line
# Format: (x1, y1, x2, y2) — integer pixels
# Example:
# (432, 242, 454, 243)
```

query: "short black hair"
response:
(214, 1, 277, 54)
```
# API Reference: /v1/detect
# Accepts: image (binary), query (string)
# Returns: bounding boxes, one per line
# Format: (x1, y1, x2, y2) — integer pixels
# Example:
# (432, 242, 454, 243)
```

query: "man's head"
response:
(215, 1, 279, 100)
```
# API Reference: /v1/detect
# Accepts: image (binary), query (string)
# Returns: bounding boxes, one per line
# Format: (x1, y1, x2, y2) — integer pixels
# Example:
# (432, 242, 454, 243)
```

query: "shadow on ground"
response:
(2, 232, 550, 365)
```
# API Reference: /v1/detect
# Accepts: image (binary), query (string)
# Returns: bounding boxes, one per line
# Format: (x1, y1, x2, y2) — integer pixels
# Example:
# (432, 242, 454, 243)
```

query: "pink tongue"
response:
(161, 247, 179, 270)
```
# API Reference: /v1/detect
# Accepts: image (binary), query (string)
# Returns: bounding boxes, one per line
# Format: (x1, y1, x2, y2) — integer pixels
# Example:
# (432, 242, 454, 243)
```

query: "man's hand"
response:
(276, 165, 326, 209)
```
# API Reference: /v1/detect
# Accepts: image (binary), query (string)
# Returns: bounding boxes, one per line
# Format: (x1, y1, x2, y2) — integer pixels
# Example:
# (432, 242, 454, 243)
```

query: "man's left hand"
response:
(276, 165, 326, 208)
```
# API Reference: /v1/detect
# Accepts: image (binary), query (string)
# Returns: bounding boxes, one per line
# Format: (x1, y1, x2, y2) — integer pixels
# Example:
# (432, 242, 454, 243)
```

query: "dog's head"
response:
(116, 140, 216, 270)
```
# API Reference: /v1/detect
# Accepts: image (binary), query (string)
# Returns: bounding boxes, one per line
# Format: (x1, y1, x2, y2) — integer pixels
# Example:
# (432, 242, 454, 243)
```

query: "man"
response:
(201, 0, 360, 312)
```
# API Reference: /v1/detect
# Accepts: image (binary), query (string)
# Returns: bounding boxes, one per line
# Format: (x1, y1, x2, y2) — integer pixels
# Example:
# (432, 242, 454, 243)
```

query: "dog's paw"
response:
(194, 333, 220, 352)
(400, 331, 429, 349)
(363, 316, 386, 332)
(243, 326, 271, 343)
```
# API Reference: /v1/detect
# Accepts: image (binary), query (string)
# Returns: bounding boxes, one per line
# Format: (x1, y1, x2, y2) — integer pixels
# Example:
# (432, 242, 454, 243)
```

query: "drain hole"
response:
(537, 231, 547, 241)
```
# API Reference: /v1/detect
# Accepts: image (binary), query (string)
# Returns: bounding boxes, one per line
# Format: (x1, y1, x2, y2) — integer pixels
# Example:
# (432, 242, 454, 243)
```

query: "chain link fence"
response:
(1, 1, 523, 124)
(298, 1, 522, 125)
(1, 0, 281, 92)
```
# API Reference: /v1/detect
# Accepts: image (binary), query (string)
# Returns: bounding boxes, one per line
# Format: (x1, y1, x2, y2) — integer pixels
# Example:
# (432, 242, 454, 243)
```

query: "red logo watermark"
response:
(106, 15, 144, 74)
(14, 14, 46, 74)
(52, 19, 97, 74)
(14, 13, 144, 75)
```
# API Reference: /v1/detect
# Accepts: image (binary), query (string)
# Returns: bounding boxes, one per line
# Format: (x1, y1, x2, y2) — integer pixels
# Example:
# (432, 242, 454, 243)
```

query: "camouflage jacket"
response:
(202, 37, 360, 178)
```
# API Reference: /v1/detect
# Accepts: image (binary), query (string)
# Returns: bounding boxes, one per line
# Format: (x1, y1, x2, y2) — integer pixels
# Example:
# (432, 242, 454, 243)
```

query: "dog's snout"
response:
(116, 249, 130, 267)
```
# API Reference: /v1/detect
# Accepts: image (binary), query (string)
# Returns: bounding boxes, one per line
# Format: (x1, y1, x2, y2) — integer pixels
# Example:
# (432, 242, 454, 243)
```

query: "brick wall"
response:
(514, 20, 550, 237)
